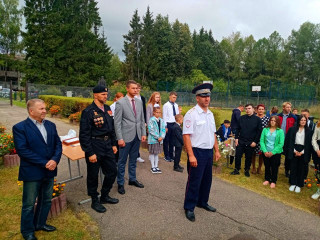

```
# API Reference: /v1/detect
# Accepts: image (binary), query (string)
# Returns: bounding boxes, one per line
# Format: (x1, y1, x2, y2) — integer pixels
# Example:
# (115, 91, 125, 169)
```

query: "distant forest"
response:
(1, 2, 320, 97)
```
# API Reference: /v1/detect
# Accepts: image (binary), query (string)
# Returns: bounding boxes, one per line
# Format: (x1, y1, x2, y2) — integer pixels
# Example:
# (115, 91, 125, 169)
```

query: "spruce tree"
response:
(24, 0, 112, 86)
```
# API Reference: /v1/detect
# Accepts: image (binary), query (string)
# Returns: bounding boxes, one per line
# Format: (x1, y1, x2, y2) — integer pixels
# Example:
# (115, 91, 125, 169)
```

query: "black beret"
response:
(192, 83, 213, 96)
(93, 85, 108, 93)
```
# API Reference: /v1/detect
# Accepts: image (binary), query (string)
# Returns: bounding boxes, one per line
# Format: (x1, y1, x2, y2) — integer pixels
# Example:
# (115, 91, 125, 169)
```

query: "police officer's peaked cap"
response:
(192, 83, 213, 96)
(93, 85, 108, 93)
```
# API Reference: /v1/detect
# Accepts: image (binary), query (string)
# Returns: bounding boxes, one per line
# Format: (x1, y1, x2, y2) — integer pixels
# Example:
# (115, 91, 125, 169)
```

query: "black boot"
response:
(100, 195, 119, 204)
(91, 197, 106, 213)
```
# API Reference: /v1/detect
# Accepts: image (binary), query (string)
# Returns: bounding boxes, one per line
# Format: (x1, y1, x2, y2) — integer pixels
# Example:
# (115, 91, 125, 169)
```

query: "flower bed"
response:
(49, 105, 61, 117)
(0, 133, 15, 156)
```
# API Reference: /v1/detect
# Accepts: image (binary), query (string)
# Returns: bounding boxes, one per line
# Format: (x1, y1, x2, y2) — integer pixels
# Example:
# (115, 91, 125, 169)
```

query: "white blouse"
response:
(294, 128, 305, 154)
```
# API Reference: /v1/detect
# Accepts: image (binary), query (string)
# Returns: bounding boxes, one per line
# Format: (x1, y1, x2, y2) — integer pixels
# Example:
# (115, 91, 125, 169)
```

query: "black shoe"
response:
(91, 198, 106, 213)
(23, 233, 37, 240)
(178, 165, 184, 170)
(230, 169, 240, 175)
(128, 180, 144, 188)
(174, 167, 183, 172)
(118, 185, 125, 194)
(244, 170, 250, 177)
(185, 210, 195, 222)
(35, 224, 56, 232)
(100, 195, 119, 204)
(198, 204, 216, 212)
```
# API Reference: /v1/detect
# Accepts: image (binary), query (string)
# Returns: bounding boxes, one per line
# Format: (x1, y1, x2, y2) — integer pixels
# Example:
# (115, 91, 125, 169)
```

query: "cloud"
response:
(19, 0, 320, 60)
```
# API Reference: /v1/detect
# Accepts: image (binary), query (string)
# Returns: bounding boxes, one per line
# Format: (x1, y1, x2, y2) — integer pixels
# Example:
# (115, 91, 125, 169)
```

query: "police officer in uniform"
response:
(79, 85, 118, 213)
(183, 83, 221, 222)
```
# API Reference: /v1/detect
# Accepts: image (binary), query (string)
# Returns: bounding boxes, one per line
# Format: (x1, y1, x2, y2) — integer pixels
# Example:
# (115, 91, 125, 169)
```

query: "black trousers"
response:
(235, 143, 255, 171)
(85, 148, 117, 198)
(263, 154, 281, 183)
(289, 155, 305, 187)
(284, 155, 291, 173)
(173, 146, 182, 168)
(163, 122, 174, 159)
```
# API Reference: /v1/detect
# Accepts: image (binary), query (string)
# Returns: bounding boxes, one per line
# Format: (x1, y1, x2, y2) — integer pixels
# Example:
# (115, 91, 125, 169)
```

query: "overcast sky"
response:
(97, 0, 320, 60)
(19, 0, 320, 60)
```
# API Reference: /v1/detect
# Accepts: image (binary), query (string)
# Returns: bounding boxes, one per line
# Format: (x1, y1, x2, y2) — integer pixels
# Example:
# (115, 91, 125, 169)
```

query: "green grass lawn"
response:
(0, 165, 100, 240)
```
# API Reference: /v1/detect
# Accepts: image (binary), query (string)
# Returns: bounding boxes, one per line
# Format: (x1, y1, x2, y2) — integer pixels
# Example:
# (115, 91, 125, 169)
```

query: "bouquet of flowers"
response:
(216, 136, 235, 158)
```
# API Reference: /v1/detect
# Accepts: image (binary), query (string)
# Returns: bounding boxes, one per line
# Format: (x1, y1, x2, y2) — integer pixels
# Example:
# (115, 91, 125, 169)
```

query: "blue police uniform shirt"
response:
(183, 104, 216, 149)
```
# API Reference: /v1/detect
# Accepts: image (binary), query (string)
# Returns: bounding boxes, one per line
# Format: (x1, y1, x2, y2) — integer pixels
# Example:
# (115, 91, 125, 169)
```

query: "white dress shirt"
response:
(183, 104, 216, 149)
(163, 101, 179, 125)
(29, 117, 47, 143)
(294, 128, 305, 154)
(110, 102, 116, 116)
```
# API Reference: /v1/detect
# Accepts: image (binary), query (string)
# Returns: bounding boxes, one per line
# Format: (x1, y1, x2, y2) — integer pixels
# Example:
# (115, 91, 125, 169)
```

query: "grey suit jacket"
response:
(114, 96, 146, 143)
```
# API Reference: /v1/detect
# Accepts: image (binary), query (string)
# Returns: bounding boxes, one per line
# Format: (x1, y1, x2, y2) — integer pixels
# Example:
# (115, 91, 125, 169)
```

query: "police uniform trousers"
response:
(184, 148, 213, 211)
(85, 146, 117, 198)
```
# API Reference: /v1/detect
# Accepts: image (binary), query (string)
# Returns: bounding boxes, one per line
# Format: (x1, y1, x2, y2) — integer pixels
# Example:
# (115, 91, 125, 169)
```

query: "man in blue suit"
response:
(13, 99, 62, 240)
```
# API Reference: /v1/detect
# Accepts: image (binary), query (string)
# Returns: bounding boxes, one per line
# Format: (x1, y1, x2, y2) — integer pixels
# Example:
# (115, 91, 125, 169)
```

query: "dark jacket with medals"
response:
(79, 101, 117, 157)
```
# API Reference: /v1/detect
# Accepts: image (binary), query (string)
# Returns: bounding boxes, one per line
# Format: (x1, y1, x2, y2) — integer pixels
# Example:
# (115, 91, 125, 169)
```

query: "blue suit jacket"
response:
(13, 118, 62, 181)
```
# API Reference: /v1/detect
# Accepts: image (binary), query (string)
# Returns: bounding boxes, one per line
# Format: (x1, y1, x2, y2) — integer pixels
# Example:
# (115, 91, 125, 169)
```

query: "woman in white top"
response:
(146, 92, 162, 124)
(110, 92, 124, 116)
(286, 115, 313, 193)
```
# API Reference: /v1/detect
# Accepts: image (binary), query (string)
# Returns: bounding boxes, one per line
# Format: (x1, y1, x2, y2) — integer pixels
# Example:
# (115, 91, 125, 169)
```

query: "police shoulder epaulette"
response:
(187, 107, 196, 114)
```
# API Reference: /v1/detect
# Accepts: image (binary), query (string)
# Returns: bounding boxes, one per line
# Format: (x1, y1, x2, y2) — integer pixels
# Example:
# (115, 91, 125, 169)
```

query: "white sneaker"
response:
(311, 189, 320, 200)
(151, 168, 157, 174)
(137, 157, 145, 163)
(155, 167, 162, 174)
(289, 185, 296, 192)
(295, 186, 301, 193)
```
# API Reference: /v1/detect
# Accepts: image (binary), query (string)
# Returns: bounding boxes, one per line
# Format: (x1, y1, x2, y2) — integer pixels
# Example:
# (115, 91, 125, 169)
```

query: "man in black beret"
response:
(79, 85, 119, 213)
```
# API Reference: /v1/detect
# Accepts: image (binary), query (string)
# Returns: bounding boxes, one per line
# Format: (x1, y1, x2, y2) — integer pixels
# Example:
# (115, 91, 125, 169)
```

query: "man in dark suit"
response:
(13, 99, 62, 240)
(171, 114, 184, 172)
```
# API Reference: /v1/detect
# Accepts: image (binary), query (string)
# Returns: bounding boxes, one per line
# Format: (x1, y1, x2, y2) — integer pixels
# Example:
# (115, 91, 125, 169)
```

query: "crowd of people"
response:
(11, 80, 320, 239)
(227, 102, 320, 195)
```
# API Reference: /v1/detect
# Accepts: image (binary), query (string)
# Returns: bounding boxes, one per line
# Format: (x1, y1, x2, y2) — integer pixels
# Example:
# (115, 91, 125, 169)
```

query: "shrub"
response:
(0, 133, 16, 156)
(40, 95, 91, 117)
(49, 105, 61, 115)
(68, 112, 81, 122)
(0, 126, 5, 133)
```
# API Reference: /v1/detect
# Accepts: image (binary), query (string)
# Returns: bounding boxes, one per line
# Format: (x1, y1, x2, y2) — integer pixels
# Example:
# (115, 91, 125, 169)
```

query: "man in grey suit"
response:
(114, 80, 147, 194)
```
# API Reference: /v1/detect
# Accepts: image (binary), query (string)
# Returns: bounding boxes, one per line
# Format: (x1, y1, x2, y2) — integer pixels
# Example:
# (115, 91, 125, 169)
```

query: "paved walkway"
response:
(1, 101, 320, 240)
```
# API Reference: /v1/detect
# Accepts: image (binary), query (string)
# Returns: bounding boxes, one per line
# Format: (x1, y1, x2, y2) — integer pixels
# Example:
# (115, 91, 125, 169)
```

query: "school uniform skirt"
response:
(149, 142, 163, 154)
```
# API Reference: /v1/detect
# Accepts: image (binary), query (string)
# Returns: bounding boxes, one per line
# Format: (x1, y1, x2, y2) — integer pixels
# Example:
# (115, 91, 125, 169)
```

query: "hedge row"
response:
(39, 95, 112, 117)
(39, 95, 222, 126)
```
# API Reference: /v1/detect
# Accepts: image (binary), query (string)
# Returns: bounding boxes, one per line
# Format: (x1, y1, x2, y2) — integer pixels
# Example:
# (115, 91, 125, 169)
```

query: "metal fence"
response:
(156, 79, 318, 109)
(1, 80, 317, 110)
